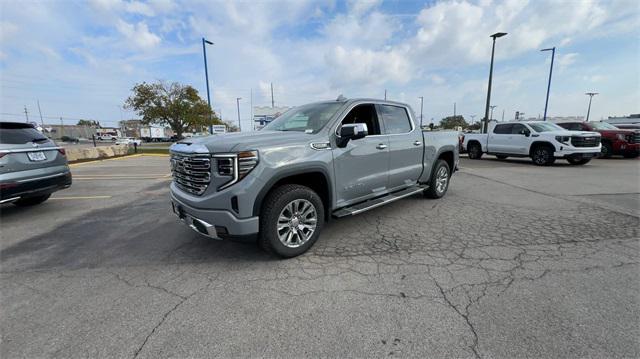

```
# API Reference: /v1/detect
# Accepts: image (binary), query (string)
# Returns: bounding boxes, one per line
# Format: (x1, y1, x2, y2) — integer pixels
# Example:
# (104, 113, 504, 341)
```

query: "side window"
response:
(559, 123, 581, 131)
(340, 104, 381, 135)
(378, 105, 412, 134)
(511, 124, 528, 135)
(493, 124, 513, 134)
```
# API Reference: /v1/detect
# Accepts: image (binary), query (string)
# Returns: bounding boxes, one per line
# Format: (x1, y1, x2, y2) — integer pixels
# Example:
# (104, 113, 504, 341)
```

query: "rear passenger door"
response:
(377, 104, 423, 191)
(487, 124, 513, 153)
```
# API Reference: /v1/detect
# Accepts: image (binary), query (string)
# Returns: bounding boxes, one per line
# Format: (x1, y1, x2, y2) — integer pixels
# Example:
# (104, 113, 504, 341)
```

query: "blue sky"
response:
(1, 0, 638, 129)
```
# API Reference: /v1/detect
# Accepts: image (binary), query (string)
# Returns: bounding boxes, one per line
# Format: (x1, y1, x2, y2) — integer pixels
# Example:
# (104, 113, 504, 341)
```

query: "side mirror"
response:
(523, 130, 530, 137)
(337, 123, 368, 147)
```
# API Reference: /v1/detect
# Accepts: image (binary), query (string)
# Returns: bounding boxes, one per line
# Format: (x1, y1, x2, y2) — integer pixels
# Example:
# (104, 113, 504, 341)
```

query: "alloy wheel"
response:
(277, 199, 317, 248)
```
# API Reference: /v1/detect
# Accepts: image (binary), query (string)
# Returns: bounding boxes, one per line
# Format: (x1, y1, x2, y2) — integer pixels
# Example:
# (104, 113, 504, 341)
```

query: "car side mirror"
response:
(337, 123, 368, 147)
(522, 130, 530, 137)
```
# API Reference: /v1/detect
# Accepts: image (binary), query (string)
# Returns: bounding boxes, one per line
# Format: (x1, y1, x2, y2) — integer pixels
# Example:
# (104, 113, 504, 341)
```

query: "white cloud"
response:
(325, 46, 411, 87)
(116, 20, 161, 50)
(557, 53, 578, 69)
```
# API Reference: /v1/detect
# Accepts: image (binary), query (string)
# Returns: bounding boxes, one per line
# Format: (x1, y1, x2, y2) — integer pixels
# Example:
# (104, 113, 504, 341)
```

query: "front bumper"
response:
(170, 193, 259, 239)
(554, 145, 601, 159)
(615, 143, 640, 155)
(0, 171, 72, 202)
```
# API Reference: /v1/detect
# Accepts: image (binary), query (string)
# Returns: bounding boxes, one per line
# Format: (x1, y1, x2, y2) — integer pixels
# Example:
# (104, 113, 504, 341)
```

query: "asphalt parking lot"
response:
(1, 155, 638, 358)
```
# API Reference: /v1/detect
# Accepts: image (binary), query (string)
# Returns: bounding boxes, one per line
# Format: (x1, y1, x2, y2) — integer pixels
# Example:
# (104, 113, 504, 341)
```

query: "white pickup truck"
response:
(462, 121, 601, 165)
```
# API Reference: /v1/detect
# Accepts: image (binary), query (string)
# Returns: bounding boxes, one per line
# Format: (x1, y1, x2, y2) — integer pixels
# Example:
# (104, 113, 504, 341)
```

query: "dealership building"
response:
(252, 106, 290, 130)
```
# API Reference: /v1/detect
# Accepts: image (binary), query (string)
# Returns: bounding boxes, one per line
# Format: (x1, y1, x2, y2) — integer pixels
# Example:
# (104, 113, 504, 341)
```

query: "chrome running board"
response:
(333, 185, 427, 218)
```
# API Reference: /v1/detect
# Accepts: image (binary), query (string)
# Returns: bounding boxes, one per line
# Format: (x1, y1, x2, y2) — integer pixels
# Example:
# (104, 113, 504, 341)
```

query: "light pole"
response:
(585, 92, 598, 122)
(202, 37, 214, 133)
(541, 47, 556, 121)
(236, 97, 242, 132)
(489, 105, 497, 121)
(482, 32, 507, 133)
(418, 96, 424, 127)
(470, 114, 476, 127)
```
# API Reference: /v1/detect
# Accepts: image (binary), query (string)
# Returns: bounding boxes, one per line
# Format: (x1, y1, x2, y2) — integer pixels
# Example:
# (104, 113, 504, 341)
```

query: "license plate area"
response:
(27, 151, 46, 161)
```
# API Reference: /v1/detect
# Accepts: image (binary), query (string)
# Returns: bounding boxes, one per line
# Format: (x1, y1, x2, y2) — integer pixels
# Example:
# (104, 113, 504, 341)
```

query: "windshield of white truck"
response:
(263, 102, 343, 134)
(528, 122, 564, 132)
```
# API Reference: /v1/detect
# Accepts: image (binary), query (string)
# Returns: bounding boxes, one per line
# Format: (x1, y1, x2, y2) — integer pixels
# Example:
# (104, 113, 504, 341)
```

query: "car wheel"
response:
(467, 143, 483, 159)
(567, 158, 591, 165)
(259, 184, 324, 258)
(623, 152, 639, 159)
(531, 146, 555, 166)
(424, 160, 451, 199)
(601, 142, 613, 158)
(496, 155, 508, 160)
(13, 194, 51, 206)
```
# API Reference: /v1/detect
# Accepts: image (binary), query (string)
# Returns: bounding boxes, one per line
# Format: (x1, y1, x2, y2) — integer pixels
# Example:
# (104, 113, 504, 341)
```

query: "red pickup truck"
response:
(556, 121, 639, 158)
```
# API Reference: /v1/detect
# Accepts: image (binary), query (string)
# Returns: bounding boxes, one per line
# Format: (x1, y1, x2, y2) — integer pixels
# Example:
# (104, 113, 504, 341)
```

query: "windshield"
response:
(262, 102, 344, 134)
(589, 122, 619, 130)
(528, 122, 564, 132)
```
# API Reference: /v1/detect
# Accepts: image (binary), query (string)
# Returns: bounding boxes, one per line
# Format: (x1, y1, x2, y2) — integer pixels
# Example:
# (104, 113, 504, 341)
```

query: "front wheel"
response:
(600, 142, 613, 158)
(13, 194, 51, 206)
(567, 157, 591, 165)
(259, 184, 324, 258)
(531, 146, 556, 166)
(424, 160, 451, 199)
(623, 152, 639, 159)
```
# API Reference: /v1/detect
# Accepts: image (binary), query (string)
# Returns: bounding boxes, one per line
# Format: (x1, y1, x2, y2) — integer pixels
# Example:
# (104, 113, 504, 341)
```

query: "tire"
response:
(467, 142, 483, 159)
(567, 158, 591, 165)
(13, 194, 51, 206)
(531, 145, 556, 166)
(623, 152, 639, 159)
(424, 160, 451, 199)
(495, 155, 508, 160)
(600, 142, 613, 158)
(259, 184, 324, 258)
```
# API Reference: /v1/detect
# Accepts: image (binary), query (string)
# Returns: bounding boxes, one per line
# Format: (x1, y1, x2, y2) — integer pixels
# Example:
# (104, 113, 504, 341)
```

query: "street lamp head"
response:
(585, 92, 599, 96)
(491, 32, 507, 38)
(540, 47, 555, 52)
(203, 38, 214, 45)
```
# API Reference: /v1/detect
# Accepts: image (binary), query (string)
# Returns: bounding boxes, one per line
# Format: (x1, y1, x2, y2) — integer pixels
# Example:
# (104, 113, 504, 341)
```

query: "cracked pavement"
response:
(1, 155, 638, 358)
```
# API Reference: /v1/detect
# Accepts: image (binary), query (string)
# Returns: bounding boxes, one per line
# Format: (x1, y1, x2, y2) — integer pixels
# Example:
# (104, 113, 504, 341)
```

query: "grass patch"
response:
(135, 147, 170, 155)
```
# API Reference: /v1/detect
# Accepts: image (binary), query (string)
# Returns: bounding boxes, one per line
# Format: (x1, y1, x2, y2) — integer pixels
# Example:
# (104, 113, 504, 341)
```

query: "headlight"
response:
(616, 133, 626, 141)
(555, 136, 570, 144)
(214, 150, 259, 190)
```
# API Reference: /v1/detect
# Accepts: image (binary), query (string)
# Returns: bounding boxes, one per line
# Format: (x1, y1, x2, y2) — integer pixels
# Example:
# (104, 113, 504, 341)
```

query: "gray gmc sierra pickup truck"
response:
(170, 97, 459, 257)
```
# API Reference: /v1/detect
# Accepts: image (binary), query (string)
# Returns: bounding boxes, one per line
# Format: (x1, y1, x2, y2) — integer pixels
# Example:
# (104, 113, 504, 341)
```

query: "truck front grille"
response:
(627, 133, 640, 144)
(171, 154, 211, 195)
(571, 136, 600, 148)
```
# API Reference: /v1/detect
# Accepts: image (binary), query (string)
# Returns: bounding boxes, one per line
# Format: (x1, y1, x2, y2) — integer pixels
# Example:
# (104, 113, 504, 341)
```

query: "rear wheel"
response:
(531, 146, 555, 166)
(13, 194, 51, 206)
(567, 157, 591, 165)
(259, 184, 324, 258)
(600, 142, 613, 158)
(424, 160, 451, 199)
(467, 143, 483, 159)
(495, 155, 508, 160)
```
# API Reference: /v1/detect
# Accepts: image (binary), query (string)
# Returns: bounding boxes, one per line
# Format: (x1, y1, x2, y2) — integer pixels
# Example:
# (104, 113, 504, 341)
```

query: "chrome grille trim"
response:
(171, 153, 211, 195)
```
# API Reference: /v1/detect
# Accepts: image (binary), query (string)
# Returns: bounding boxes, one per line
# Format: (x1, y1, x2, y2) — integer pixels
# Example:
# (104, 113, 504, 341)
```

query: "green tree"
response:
(124, 81, 227, 138)
(439, 115, 469, 129)
(77, 119, 100, 127)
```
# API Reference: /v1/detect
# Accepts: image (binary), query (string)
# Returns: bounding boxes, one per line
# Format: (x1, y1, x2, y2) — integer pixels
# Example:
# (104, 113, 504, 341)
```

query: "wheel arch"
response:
(253, 167, 332, 219)
(529, 141, 555, 156)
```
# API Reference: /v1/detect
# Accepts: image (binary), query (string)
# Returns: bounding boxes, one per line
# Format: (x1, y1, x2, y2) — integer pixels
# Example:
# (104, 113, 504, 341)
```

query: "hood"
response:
(171, 130, 315, 154)
(544, 130, 600, 137)
(595, 129, 635, 136)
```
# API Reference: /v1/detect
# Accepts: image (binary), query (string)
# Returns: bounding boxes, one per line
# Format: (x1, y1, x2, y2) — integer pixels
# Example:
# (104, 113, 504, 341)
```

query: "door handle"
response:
(413, 141, 422, 146)
(376, 144, 387, 150)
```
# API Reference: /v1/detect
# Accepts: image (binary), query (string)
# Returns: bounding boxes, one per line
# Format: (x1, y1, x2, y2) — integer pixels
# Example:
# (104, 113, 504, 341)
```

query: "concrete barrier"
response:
(65, 145, 131, 162)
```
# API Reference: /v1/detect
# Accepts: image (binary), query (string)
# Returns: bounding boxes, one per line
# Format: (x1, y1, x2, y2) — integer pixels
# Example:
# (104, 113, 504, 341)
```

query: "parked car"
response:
(97, 134, 117, 141)
(463, 121, 601, 165)
(115, 137, 142, 146)
(555, 121, 639, 158)
(169, 98, 459, 257)
(60, 135, 79, 144)
(0, 122, 72, 206)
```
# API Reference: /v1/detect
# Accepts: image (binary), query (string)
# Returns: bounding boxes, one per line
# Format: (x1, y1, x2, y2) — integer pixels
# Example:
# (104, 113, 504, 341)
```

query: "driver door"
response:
(332, 103, 390, 208)
(506, 123, 532, 154)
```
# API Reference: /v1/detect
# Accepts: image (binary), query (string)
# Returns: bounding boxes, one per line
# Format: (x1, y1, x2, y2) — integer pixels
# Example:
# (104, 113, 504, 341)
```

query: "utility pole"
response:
(541, 47, 556, 121)
(501, 109, 505, 122)
(60, 117, 64, 137)
(453, 102, 456, 117)
(483, 32, 507, 133)
(489, 105, 497, 121)
(470, 114, 476, 127)
(270, 82, 274, 108)
(236, 97, 242, 132)
(202, 37, 214, 133)
(37, 100, 44, 127)
(585, 92, 598, 122)
(23, 106, 29, 123)
(384, 89, 387, 100)
(418, 96, 424, 127)
(250, 88, 254, 131)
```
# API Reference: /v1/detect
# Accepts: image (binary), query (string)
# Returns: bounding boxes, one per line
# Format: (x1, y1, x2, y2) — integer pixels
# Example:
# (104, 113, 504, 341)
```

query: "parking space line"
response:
(50, 195, 112, 200)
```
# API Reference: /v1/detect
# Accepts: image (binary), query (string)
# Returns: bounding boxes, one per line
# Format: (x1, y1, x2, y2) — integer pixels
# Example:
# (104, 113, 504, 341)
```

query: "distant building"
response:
(605, 114, 640, 125)
(253, 106, 290, 130)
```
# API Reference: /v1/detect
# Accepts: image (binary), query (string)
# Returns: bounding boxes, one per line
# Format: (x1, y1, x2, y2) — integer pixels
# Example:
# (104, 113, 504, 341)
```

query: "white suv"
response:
(463, 121, 601, 165)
